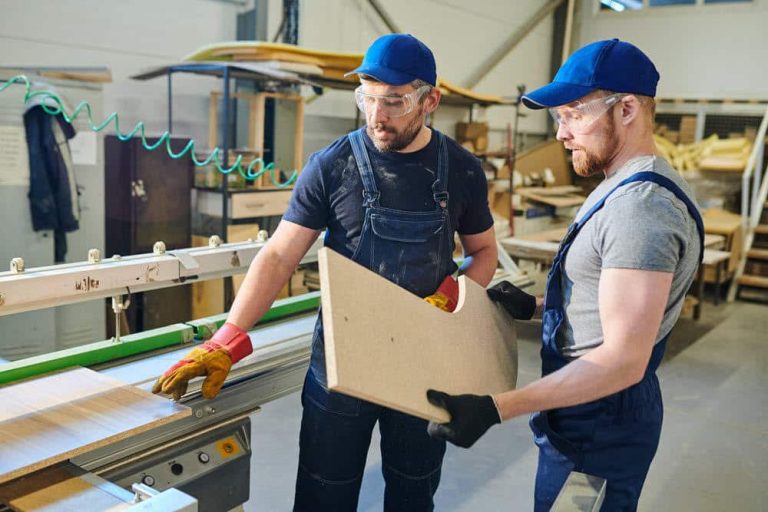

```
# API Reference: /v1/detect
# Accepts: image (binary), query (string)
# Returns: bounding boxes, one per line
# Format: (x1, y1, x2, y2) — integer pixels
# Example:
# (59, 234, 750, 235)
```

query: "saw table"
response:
(0, 235, 321, 511)
(0, 233, 532, 511)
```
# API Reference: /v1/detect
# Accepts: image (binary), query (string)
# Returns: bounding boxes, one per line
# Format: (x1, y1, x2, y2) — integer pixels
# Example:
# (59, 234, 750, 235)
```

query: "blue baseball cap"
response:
(346, 33, 437, 86)
(522, 38, 659, 109)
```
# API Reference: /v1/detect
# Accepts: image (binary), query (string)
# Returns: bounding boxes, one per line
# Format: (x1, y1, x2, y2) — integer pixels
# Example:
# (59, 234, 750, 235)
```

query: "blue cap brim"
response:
(344, 64, 420, 86)
(522, 82, 597, 110)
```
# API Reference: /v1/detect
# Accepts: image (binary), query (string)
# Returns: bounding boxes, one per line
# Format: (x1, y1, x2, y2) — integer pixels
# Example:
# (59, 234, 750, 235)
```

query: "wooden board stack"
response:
(182, 41, 508, 105)
(0, 367, 189, 485)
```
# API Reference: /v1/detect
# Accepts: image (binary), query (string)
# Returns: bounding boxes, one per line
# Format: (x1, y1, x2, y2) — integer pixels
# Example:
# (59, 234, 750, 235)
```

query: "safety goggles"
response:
(548, 93, 627, 134)
(354, 85, 431, 118)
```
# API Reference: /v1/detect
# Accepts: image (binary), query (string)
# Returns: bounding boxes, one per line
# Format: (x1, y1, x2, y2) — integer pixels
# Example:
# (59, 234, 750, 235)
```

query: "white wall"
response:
(1, 0, 555, 156)
(278, 0, 554, 148)
(575, 0, 768, 99)
(0, 0, 241, 143)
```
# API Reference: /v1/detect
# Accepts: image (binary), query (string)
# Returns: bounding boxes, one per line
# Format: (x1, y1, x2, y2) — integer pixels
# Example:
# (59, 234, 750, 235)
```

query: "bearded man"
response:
(153, 33, 497, 512)
(426, 39, 704, 512)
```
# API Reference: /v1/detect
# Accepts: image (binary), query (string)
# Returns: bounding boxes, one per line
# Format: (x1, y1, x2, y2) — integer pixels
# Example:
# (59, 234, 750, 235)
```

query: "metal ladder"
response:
(727, 106, 768, 302)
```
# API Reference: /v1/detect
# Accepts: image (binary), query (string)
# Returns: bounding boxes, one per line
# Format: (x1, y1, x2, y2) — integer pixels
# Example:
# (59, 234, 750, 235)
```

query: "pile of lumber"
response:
(654, 134, 753, 172)
(182, 41, 507, 105)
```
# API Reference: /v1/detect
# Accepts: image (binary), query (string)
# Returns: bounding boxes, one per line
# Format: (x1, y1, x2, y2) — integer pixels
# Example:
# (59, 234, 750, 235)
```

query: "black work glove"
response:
(426, 389, 502, 448)
(487, 281, 537, 320)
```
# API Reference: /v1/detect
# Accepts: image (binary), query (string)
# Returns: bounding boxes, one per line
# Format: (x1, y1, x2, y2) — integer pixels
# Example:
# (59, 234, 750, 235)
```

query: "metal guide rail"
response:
(0, 234, 322, 317)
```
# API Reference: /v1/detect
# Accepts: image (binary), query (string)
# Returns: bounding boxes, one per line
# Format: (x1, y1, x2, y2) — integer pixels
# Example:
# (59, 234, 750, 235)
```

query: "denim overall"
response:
(294, 128, 455, 512)
(531, 172, 704, 511)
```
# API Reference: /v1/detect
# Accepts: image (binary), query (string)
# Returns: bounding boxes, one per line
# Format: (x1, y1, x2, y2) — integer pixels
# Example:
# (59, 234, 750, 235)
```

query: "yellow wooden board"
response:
(517, 186, 586, 208)
(516, 140, 572, 186)
(319, 248, 517, 423)
(0, 368, 189, 485)
(0, 462, 134, 511)
(182, 41, 507, 104)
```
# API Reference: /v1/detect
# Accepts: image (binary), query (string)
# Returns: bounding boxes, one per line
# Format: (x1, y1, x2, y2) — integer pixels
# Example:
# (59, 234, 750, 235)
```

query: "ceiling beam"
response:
(463, 0, 566, 89)
(367, 0, 401, 33)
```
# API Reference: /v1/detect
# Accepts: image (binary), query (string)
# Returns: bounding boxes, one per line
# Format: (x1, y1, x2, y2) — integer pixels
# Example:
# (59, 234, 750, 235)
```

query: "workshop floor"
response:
(244, 282, 768, 511)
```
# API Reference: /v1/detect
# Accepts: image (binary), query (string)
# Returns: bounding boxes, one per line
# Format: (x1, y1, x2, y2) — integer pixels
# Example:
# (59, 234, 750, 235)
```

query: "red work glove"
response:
(152, 323, 253, 401)
(423, 275, 460, 312)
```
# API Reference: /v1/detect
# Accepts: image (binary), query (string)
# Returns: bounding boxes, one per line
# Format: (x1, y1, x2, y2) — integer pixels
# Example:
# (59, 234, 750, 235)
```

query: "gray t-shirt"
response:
(559, 155, 701, 357)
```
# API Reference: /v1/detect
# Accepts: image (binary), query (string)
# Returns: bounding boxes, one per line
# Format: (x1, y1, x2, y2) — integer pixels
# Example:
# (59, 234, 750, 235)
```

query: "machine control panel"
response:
(113, 434, 246, 491)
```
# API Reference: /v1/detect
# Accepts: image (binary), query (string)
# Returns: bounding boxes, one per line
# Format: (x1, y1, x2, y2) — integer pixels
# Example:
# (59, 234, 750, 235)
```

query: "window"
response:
(600, 0, 751, 10)
(649, 0, 695, 6)
(600, 0, 642, 10)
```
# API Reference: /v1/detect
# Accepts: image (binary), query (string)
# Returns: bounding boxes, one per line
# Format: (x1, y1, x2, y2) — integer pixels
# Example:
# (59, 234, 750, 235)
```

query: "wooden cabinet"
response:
(104, 135, 193, 333)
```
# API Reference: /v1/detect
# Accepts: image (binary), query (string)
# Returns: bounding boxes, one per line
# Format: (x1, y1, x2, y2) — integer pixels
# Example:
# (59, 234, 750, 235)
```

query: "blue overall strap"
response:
(431, 131, 449, 209)
(349, 129, 380, 207)
(576, 171, 705, 262)
(541, 170, 705, 358)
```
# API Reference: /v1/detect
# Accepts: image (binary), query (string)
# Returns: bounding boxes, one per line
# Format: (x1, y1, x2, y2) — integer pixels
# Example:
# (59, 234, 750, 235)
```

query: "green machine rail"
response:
(0, 292, 320, 386)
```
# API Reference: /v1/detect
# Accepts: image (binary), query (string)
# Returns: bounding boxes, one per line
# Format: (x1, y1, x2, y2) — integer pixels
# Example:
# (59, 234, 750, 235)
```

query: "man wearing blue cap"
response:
(427, 39, 704, 510)
(152, 33, 497, 511)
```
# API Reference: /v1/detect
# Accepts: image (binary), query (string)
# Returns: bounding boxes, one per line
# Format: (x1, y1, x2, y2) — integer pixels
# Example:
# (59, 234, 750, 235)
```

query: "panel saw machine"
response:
(0, 234, 530, 512)
(0, 233, 325, 511)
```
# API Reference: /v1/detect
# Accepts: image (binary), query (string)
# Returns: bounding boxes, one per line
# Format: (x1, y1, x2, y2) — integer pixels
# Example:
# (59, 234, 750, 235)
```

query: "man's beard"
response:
(367, 108, 424, 152)
(570, 115, 619, 177)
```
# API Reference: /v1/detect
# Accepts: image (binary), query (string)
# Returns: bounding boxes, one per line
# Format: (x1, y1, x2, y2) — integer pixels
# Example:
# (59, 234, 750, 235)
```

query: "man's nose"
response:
(555, 121, 572, 142)
(369, 101, 389, 124)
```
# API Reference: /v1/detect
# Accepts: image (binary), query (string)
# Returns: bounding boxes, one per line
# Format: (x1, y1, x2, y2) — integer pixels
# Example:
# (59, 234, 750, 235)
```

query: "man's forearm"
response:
(460, 244, 497, 287)
(493, 342, 650, 421)
(226, 247, 298, 330)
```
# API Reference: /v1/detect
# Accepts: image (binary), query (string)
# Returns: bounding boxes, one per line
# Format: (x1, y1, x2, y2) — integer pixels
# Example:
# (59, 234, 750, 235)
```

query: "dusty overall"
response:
(294, 128, 455, 512)
(531, 172, 704, 511)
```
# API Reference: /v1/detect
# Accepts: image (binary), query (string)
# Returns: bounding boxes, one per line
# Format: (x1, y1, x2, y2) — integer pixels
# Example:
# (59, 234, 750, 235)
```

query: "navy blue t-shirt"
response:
(283, 128, 494, 258)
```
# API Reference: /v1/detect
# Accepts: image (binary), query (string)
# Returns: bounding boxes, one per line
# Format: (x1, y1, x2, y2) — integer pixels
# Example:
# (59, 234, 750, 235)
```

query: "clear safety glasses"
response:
(354, 85, 431, 118)
(548, 93, 627, 134)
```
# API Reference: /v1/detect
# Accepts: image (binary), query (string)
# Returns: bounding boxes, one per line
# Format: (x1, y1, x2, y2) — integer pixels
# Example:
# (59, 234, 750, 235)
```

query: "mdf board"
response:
(516, 140, 572, 187)
(517, 186, 586, 208)
(0, 462, 135, 511)
(319, 248, 517, 423)
(0, 367, 189, 485)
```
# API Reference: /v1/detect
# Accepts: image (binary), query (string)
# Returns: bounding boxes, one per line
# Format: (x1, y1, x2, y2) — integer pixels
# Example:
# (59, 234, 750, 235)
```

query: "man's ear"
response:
(620, 95, 641, 126)
(424, 87, 441, 114)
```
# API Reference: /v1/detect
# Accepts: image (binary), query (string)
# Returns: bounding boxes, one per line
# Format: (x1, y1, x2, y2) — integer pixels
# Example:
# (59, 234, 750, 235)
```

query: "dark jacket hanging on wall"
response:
(24, 105, 79, 262)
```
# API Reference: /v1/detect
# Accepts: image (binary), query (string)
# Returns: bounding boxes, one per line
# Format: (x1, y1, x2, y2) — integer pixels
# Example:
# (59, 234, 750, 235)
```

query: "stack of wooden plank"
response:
(0, 368, 188, 485)
(654, 133, 753, 172)
(182, 41, 508, 105)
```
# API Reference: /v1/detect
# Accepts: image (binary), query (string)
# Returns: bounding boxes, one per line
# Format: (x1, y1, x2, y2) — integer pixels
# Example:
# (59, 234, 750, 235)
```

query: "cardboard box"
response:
(515, 140, 571, 187)
(455, 122, 489, 153)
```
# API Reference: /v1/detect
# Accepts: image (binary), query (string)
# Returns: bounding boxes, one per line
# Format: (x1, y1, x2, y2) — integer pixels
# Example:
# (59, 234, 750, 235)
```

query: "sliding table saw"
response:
(0, 234, 323, 511)
(0, 233, 531, 511)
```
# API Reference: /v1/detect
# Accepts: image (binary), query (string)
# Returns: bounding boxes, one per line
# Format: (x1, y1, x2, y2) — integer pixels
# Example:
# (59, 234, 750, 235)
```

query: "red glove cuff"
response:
(435, 276, 459, 312)
(209, 322, 253, 364)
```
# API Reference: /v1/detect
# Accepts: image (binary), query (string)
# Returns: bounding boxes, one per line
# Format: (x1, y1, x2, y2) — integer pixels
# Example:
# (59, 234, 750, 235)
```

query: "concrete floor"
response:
(244, 293, 768, 511)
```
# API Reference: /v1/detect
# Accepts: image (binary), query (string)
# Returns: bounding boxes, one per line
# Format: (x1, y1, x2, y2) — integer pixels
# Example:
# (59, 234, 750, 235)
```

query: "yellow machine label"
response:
(215, 436, 241, 458)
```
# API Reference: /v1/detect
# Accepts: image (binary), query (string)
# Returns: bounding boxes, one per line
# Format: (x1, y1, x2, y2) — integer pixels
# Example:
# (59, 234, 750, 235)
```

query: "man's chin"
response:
(367, 127, 393, 148)
(371, 136, 395, 152)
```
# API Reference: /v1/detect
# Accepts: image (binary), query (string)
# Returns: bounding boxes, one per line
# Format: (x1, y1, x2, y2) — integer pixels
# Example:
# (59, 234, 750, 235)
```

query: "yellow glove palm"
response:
(424, 292, 453, 312)
(152, 344, 233, 401)
(152, 323, 253, 401)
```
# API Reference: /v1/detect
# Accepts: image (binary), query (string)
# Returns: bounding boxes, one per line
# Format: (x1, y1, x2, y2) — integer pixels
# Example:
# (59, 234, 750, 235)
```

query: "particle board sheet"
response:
(0, 368, 189, 485)
(319, 248, 517, 423)
(181, 42, 508, 105)
(517, 186, 586, 208)
(0, 462, 134, 511)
